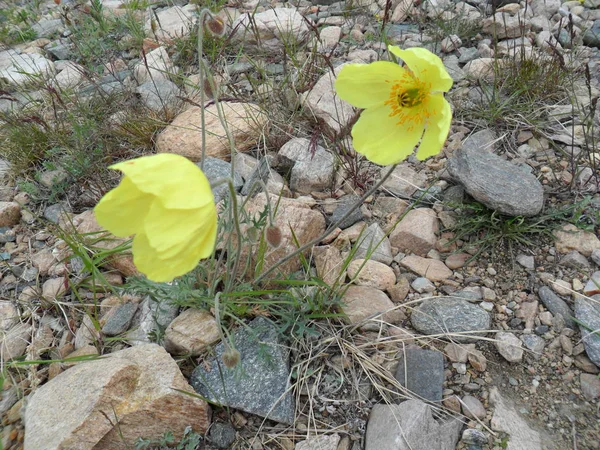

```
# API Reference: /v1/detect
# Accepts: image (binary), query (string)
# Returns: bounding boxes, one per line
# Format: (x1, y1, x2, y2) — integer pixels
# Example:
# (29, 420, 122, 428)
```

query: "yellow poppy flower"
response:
(94, 154, 217, 283)
(335, 45, 453, 166)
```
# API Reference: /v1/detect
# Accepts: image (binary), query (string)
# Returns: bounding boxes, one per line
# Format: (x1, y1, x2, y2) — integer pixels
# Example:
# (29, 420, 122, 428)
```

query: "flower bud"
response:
(204, 15, 226, 37)
(222, 348, 241, 368)
(266, 226, 282, 248)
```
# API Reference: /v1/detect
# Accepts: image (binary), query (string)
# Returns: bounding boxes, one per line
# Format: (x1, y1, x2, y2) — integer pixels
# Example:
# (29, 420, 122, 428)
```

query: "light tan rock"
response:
(74, 314, 101, 350)
(445, 253, 470, 269)
(0, 301, 18, 331)
(313, 245, 346, 286)
(164, 309, 221, 356)
(482, 12, 530, 39)
(144, 5, 196, 42)
(390, 208, 439, 257)
(41, 278, 67, 300)
(388, 278, 410, 302)
(24, 344, 210, 450)
(31, 248, 57, 276)
(554, 224, 600, 257)
(1, 323, 31, 362)
(295, 434, 340, 450)
(463, 58, 496, 81)
(340, 285, 403, 325)
(244, 193, 326, 277)
(347, 259, 396, 291)
(0, 202, 20, 227)
(380, 164, 427, 198)
(400, 255, 452, 282)
(156, 102, 267, 161)
(133, 46, 175, 83)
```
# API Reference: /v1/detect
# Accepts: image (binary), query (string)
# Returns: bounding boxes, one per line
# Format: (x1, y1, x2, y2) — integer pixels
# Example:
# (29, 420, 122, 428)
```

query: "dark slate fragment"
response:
(329, 195, 363, 229)
(538, 286, 575, 329)
(190, 317, 294, 425)
(102, 302, 138, 337)
(575, 294, 600, 368)
(199, 157, 243, 203)
(395, 348, 445, 402)
(447, 145, 544, 217)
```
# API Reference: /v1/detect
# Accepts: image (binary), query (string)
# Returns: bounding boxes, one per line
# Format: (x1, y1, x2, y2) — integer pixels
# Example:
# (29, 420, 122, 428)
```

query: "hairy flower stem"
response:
(253, 163, 399, 285)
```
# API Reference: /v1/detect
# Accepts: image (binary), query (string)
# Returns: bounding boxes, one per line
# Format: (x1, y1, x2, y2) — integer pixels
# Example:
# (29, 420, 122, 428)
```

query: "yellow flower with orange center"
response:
(94, 154, 217, 283)
(335, 45, 453, 166)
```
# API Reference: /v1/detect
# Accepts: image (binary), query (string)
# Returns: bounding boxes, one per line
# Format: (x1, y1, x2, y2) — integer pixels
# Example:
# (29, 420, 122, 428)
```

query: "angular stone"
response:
(410, 297, 491, 341)
(380, 164, 427, 198)
(136, 79, 181, 115)
(1, 323, 31, 362)
(329, 195, 363, 230)
(0, 202, 20, 227)
(296, 434, 340, 450)
(243, 193, 326, 277)
(232, 8, 310, 53)
(133, 46, 175, 83)
(354, 223, 393, 265)
(199, 157, 244, 203)
(0, 49, 54, 87)
(144, 5, 196, 41)
(24, 344, 210, 450)
(538, 286, 575, 329)
(495, 332, 524, 363)
(482, 12, 530, 39)
(445, 342, 475, 363)
(395, 348, 445, 402)
(390, 208, 438, 256)
(101, 302, 138, 337)
(580, 373, 600, 401)
(164, 309, 221, 356)
(583, 271, 600, 296)
(125, 296, 179, 346)
(447, 145, 543, 217)
(347, 259, 396, 291)
(0, 301, 19, 332)
(365, 401, 462, 450)
(278, 138, 334, 194)
(520, 334, 545, 359)
(156, 102, 267, 161)
(575, 294, 600, 367)
(302, 64, 354, 133)
(314, 245, 346, 287)
(340, 285, 402, 325)
(554, 224, 600, 257)
(461, 395, 486, 419)
(388, 277, 410, 302)
(489, 387, 542, 450)
(190, 317, 294, 424)
(400, 255, 453, 282)
(562, 250, 591, 269)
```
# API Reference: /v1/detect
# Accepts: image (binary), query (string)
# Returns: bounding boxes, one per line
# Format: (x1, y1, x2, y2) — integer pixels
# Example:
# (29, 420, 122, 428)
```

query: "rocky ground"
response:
(1, 0, 600, 449)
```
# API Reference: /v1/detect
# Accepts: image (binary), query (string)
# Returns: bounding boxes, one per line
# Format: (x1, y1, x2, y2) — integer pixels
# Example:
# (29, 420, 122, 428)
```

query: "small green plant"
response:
(135, 427, 203, 450)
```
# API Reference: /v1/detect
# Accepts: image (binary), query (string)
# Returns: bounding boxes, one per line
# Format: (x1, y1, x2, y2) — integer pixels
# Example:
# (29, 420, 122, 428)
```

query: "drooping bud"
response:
(204, 15, 226, 37)
(222, 347, 241, 368)
(266, 226, 282, 248)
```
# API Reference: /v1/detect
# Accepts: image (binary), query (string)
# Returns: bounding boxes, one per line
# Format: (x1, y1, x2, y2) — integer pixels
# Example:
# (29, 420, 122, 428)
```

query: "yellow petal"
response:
(110, 154, 214, 210)
(132, 216, 217, 283)
(142, 201, 217, 259)
(388, 46, 453, 93)
(335, 61, 411, 109)
(416, 94, 452, 160)
(351, 104, 424, 166)
(94, 177, 152, 237)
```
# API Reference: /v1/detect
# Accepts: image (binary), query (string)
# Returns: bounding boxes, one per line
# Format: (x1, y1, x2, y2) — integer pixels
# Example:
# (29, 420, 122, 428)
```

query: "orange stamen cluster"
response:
(384, 72, 432, 132)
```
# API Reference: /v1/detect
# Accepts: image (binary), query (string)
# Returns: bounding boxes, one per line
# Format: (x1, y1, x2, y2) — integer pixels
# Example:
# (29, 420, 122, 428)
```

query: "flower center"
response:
(385, 79, 432, 131)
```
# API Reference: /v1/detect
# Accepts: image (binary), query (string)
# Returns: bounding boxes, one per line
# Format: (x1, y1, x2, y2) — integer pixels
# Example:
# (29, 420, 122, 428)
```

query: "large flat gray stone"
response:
(190, 317, 294, 424)
(395, 348, 445, 402)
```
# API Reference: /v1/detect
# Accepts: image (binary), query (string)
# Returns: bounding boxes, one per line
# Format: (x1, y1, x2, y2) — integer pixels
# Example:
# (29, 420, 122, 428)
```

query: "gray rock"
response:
(126, 296, 179, 346)
(354, 223, 393, 265)
(411, 277, 436, 293)
(136, 80, 181, 114)
(395, 348, 445, 402)
(584, 21, 600, 48)
(44, 203, 71, 224)
(208, 422, 236, 448)
(365, 401, 462, 450)
(575, 294, 600, 367)
(0, 49, 54, 87)
(380, 164, 427, 198)
(329, 195, 363, 229)
(32, 19, 63, 38)
(463, 129, 497, 153)
(198, 157, 243, 203)
(538, 286, 575, 329)
(561, 251, 590, 269)
(241, 157, 270, 196)
(520, 334, 545, 359)
(443, 185, 465, 205)
(460, 428, 487, 450)
(0, 386, 18, 416)
(489, 387, 542, 450)
(458, 47, 479, 64)
(46, 42, 71, 61)
(102, 303, 138, 337)
(591, 249, 600, 266)
(410, 297, 491, 341)
(584, 271, 600, 295)
(447, 146, 544, 217)
(190, 317, 294, 424)
(278, 138, 334, 194)
(495, 332, 523, 363)
(516, 254, 534, 270)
